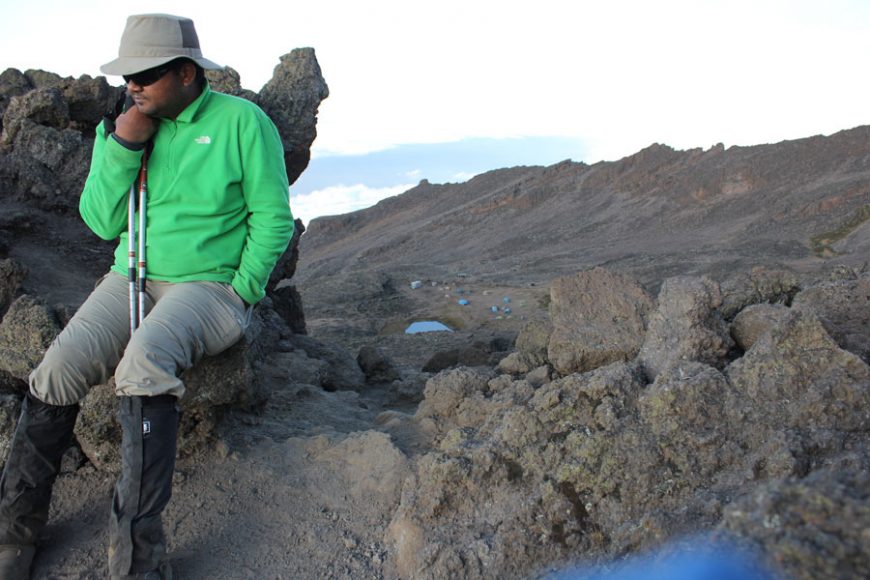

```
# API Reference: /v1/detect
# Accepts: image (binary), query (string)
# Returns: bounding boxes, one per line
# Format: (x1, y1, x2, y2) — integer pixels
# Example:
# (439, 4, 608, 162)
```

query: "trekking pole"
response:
(127, 182, 137, 335)
(128, 149, 149, 334)
(137, 150, 149, 326)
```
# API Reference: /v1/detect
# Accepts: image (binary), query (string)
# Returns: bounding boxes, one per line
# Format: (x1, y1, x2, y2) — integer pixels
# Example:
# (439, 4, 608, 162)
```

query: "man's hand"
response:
(113, 104, 159, 145)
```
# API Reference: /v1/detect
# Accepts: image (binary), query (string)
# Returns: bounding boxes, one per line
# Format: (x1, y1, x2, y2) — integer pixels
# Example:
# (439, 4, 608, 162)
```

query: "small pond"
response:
(405, 320, 453, 334)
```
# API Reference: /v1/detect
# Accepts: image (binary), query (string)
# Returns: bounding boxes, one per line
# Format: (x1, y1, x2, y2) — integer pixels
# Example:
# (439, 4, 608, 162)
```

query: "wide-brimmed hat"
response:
(100, 13, 223, 76)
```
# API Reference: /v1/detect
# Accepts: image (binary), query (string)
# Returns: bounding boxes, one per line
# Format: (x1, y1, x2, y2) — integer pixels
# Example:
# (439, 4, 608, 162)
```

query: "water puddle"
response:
(405, 320, 453, 334)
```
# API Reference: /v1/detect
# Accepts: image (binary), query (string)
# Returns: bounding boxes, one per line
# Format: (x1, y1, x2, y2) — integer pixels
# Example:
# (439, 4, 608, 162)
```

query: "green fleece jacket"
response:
(80, 83, 293, 306)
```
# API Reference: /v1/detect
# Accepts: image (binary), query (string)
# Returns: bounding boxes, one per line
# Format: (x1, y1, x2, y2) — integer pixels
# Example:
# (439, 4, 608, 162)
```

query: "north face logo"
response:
(195, 136, 211, 144)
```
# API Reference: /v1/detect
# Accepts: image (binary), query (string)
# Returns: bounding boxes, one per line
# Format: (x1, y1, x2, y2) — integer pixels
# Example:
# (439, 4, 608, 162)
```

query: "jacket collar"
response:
(174, 80, 211, 124)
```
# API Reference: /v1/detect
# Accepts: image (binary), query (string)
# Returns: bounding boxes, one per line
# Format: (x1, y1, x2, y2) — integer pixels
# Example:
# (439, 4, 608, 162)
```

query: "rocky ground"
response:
(10, 262, 867, 580)
(1, 60, 869, 579)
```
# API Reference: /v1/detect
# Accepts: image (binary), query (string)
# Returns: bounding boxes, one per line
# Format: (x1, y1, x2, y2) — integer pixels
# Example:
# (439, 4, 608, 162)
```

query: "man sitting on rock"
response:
(0, 13, 293, 579)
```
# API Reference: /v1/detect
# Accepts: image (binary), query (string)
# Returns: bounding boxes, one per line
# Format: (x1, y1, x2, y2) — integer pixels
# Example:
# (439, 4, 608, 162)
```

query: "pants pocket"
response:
(202, 283, 249, 356)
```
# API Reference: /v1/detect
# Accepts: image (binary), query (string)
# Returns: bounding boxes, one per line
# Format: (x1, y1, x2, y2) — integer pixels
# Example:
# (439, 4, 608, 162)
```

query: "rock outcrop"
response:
(638, 275, 732, 380)
(547, 268, 654, 376)
(792, 275, 870, 362)
(386, 266, 870, 579)
(0, 52, 331, 469)
(257, 48, 330, 186)
(74, 303, 284, 472)
(1, 49, 327, 214)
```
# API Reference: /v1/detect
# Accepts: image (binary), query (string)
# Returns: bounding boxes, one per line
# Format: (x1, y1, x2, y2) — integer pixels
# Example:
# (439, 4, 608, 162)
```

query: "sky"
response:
(1, 0, 869, 224)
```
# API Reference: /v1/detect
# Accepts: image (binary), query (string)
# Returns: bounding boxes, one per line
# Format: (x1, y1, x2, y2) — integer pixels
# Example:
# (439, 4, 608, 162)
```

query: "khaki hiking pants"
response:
(30, 272, 251, 406)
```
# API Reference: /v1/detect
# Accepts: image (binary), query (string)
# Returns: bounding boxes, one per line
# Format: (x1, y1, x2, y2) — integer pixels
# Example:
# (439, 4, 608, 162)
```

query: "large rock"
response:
(726, 309, 870, 431)
(0, 69, 33, 128)
(792, 276, 870, 362)
(388, 363, 647, 579)
(0, 295, 62, 381)
(637, 362, 740, 486)
(278, 332, 365, 392)
(61, 75, 119, 133)
(638, 276, 733, 381)
(268, 218, 307, 333)
(205, 66, 257, 100)
(720, 266, 801, 320)
(721, 466, 870, 579)
(1, 87, 69, 144)
(0, 74, 120, 213)
(0, 86, 93, 212)
(413, 368, 493, 439)
(547, 268, 654, 376)
(357, 345, 400, 384)
(257, 48, 330, 185)
(386, 292, 870, 578)
(0, 51, 325, 221)
(497, 319, 552, 375)
(730, 303, 790, 351)
(75, 305, 282, 472)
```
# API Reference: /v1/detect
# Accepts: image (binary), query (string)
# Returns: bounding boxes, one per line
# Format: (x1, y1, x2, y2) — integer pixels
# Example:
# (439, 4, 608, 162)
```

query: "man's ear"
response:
(180, 62, 198, 87)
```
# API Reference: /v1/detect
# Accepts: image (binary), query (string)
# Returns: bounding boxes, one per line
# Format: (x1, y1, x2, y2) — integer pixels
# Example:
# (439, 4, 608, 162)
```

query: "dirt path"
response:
(32, 359, 421, 579)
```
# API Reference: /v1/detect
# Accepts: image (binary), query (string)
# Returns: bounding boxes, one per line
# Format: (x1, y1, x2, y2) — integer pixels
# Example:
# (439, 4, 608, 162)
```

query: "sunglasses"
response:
(123, 63, 174, 87)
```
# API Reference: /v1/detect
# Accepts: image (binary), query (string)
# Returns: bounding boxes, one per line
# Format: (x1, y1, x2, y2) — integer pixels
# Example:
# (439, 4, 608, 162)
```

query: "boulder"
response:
(61, 75, 119, 133)
(638, 362, 740, 485)
(726, 309, 870, 431)
(0, 295, 62, 381)
(497, 319, 553, 375)
(389, 363, 647, 579)
(23, 70, 63, 88)
(75, 305, 281, 472)
(516, 319, 552, 363)
(278, 333, 365, 391)
(357, 345, 400, 384)
(0, 69, 34, 132)
(257, 48, 330, 185)
(524, 365, 551, 388)
(547, 268, 654, 376)
(0, 85, 92, 212)
(730, 303, 790, 351)
(205, 66, 257, 100)
(638, 276, 733, 381)
(1, 87, 69, 145)
(385, 288, 870, 579)
(0, 50, 324, 219)
(720, 467, 870, 579)
(720, 267, 801, 320)
(267, 218, 307, 333)
(792, 276, 870, 362)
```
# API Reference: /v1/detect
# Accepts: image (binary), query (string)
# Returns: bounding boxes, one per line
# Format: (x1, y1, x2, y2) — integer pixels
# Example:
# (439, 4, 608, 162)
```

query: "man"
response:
(0, 14, 294, 579)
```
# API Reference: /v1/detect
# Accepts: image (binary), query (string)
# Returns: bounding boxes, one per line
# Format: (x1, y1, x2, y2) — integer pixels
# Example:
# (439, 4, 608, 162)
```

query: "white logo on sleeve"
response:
(195, 136, 212, 144)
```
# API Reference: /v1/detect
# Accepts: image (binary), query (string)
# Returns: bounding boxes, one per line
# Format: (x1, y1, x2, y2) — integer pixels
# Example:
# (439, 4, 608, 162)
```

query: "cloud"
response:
(290, 183, 415, 225)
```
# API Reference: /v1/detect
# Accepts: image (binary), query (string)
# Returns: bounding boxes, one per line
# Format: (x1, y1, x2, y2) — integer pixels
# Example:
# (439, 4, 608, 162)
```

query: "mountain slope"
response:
(298, 126, 870, 291)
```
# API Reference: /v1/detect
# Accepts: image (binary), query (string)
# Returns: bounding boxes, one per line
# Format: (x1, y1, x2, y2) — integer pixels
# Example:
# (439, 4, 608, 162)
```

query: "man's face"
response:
(125, 64, 190, 119)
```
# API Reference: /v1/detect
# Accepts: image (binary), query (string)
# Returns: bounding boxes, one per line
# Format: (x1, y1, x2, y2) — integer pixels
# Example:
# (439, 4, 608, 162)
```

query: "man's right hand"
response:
(113, 104, 159, 145)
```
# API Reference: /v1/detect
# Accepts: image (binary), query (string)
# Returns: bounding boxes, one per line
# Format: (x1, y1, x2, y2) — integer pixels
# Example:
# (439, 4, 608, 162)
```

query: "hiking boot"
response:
(0, 393, 79, 573)
(0, 544, 36, 579)
(108, 396, 178, 579)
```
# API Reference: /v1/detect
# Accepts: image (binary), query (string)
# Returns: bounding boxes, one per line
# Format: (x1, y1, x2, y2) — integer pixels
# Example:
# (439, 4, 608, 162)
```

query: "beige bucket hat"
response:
(100, 13, 223, 76)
